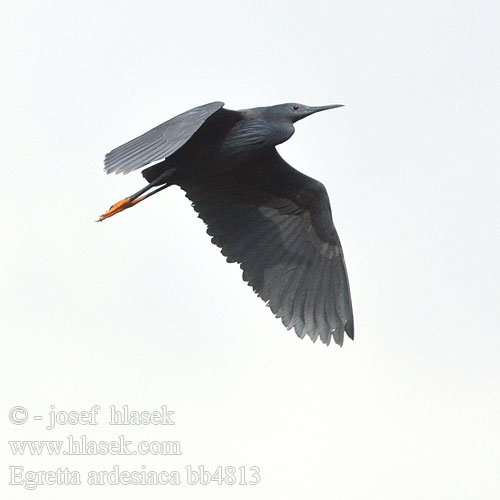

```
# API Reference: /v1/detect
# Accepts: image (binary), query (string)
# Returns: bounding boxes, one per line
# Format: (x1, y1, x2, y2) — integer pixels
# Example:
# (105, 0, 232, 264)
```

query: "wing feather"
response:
(178, 148, 354, 346)
(104, 102, 225, 175)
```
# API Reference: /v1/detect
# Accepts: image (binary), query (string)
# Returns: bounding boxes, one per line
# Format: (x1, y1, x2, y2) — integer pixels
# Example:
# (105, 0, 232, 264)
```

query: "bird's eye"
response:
(293, 105, 299, 111)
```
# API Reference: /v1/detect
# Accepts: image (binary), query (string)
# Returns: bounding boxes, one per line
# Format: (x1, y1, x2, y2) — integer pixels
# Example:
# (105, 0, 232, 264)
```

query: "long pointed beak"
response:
(295, 104, 344, 122)
(309, 104, 344, 114)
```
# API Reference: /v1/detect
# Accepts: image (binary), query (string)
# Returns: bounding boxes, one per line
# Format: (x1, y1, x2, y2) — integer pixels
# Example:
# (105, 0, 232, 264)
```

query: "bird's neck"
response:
(220, 111, 295, 156)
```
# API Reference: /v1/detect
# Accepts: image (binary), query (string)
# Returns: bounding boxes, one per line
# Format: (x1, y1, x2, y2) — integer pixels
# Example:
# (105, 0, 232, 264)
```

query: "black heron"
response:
(99, 101, 353, 346)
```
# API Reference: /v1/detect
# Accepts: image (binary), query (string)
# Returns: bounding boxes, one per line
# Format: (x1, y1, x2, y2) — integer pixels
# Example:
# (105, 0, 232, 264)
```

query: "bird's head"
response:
(275, 103, 344, 123)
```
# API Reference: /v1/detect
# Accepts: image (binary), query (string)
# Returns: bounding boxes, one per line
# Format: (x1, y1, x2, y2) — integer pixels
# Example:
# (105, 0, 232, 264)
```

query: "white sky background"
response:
(1, 0, 499, 498)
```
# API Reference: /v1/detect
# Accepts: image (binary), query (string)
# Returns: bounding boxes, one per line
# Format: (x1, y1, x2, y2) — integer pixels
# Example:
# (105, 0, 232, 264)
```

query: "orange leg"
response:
(98, 195, 146, 221)
(97, 183, 169, 222)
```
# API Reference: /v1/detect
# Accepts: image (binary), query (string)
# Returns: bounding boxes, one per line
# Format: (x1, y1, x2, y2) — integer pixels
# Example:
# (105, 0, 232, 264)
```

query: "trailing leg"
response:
(97, 168, 176, 221)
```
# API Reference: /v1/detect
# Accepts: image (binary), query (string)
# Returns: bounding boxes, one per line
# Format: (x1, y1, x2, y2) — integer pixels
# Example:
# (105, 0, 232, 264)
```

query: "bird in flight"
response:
(99, 101, 353, 346)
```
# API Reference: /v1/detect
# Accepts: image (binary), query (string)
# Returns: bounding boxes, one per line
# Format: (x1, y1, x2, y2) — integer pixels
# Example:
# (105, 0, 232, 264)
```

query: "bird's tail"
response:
(142, 159, 176, 184)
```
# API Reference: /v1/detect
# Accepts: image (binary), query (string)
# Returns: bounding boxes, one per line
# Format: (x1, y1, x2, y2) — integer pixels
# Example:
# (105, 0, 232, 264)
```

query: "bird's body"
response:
(100, 101, 354, 346)
(136, 105, 295, 182)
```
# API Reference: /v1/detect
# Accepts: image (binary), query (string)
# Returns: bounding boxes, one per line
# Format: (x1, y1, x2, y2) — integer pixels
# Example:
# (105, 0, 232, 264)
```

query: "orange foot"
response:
(98, 196, 145, 221)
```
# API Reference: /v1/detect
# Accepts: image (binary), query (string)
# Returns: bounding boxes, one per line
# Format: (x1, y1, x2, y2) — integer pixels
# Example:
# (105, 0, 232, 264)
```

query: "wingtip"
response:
(345, 318, 354, 340)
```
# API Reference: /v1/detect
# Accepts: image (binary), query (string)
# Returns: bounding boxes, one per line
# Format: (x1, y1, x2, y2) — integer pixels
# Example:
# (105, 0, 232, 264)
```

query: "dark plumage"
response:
(100, 101, 353, 346)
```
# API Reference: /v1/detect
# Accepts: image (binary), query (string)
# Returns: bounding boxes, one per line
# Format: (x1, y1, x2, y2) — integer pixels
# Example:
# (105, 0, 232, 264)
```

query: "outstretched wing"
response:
(104, 101, 225, 175)
(178, 148, 354, 346)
